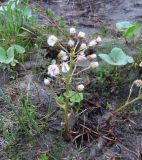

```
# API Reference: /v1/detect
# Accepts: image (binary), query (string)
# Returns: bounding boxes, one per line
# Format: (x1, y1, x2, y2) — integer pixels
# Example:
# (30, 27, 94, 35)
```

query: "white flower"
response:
(44, 78, 50, 85)
(88, 40, 97, 47)
(134, 80, 142, 87)
(89, 62, 99, 68)
(80, 43, 87, 50)
(96, 36, 102, 43)
(58, 50, 68, 61)
(78, 31, 85, 39)
(61, 62, 70, 73)
(79, 51, 85, 56)
(87, 54, 97, 60)
(77, 55, 87, 63)
(70, 27, 76, 36)
(68, 39, 75, 47)
(139, 61, 142, 67)
(77, 84, 84, 91)
(47, 35, 58, 47)
(48, 64, 60, 77)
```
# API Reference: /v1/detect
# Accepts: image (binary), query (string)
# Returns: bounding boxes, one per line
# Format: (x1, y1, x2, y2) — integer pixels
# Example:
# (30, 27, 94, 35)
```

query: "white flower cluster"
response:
(45, 28, 102, 87)
(134, 80, 142, 87)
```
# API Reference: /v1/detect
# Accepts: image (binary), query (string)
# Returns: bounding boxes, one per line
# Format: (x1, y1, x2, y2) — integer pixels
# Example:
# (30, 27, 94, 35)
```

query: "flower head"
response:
(96, 36, 102, 43)
(79, 51, 85, 56)
(134, 80, 142, 87)
(89, 62, 99, 68)
(58, 50, 68, 61)
(48, 64, 60, 77)
(44, 78, 50, 86)
(70, 27, 76, 36)
(87, 54, 97, 60)
(139, 61, 142, 67)
(78, 31, 85, 39)
(77, 55, 87, 63)
(47, 35, 58, 47)
(80, 43, 87, 50)
(68, 39, 75, 47)
(88, 40, 97, 47)
(77, 84, 84, 91)
(61, 62, 70, 73)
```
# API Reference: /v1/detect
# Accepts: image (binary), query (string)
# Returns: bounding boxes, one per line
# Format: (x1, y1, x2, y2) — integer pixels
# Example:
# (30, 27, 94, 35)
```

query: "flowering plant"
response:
(45, 28, 101, 137)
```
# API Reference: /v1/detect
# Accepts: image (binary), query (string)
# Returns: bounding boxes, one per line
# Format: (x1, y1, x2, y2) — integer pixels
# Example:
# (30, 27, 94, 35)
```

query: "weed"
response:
(0, 88, 40, 140)
(45, 28, 101, 138)
(0, 0, 36, 48)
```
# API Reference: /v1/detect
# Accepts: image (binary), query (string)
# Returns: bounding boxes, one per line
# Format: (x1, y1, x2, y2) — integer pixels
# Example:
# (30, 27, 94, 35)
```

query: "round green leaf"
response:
(99, 54, 116, 65)
(110, 47, 128, 65)
(12, 45, 25, 54)
(70, 92, 83, 103)
(99, 47, 134, 66)
(116, 21, 132, 31)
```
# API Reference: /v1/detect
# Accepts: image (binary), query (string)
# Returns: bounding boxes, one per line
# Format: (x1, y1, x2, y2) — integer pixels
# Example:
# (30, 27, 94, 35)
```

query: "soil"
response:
(0, 0, 142, 160)
(45, 0, 142, 28)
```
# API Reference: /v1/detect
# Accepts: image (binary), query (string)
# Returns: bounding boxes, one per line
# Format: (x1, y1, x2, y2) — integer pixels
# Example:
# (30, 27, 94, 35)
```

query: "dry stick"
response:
(80, 124, 116, 142)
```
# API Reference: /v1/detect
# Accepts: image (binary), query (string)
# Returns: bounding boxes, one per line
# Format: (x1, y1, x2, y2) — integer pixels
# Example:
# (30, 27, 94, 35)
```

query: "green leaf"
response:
(23, 7, 32, 19)
(56, 95, 65, 104)
(63, 91, 83, 103)
(123, 23, 140, 39)
(70, 92, 83, 103)
(99, 47, 134, 66)
(110, 48, 128, 65)
(63, 91, 74, 97)
(0, 47, 7, 63)
(5, 47, 14, 64)
(116, 21, 132, 31)
(12, 45, 25, 54)
(0, 47, 14, 64)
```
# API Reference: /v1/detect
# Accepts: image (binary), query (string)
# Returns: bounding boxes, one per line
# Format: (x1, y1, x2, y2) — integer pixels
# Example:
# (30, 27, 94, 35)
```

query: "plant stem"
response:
(114, 94, 142, 113)
(63, 50, 74, 134)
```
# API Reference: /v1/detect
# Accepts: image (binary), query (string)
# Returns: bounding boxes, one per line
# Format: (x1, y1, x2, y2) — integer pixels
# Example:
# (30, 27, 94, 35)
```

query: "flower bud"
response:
(80, 43, 87, 50)
(134, 80, 142, 87)
(88, 40, 97, 47)
(47, 35, 58, 47)
(76, 84, 84, 91)
(44, 78, 50, 86)
(78, 31, 85, 39)
(58, 50, 68, 61)
(139, 61, 142, 67)
(61, 62, 70, 73)
(70, 27, 76, 36)
(61, 122, 65, 127)
(89, 62, 99, 68)
(96, 36, 102, 43)
(67, 112, 72, 118)
(48, 64, 60, 77)
(77, 55, 87, 63)
(87, 54, 97, 60)
(68, 39, 75, 47)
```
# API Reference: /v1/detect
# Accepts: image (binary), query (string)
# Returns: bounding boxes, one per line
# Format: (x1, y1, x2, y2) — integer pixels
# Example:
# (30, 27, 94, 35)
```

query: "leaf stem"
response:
(114, 94, 142, 113)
